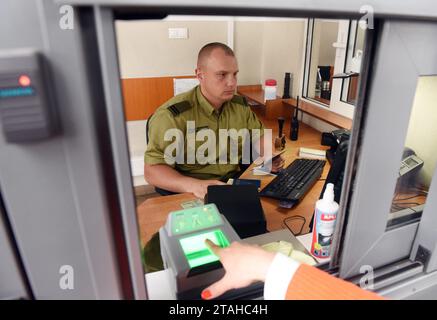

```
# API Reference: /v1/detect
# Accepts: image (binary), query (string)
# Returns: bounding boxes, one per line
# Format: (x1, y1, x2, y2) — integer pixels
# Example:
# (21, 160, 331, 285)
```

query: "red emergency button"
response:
(18, 75, 31, 86)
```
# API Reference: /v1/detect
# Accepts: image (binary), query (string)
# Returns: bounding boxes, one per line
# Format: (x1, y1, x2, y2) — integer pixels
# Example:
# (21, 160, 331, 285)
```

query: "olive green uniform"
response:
(144, 85, 265, 181)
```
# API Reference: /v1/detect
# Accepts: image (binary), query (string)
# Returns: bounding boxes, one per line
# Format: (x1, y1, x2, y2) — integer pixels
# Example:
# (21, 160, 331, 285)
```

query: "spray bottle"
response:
(311, 183, 339, 258)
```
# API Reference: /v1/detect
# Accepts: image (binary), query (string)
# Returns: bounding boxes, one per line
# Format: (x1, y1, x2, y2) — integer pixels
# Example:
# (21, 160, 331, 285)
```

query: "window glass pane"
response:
(305, 19, 339, 106)
(387, 76, 437, 229)
(341, 21, 366, 105)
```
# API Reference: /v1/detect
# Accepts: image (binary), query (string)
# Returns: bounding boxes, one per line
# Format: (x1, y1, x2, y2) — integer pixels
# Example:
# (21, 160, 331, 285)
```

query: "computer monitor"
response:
(309, 139, 349, 230)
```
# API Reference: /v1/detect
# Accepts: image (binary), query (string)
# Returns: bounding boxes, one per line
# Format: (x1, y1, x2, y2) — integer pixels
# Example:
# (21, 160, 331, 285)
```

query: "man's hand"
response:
(188, 179, 226, 199)
(201, 240, 275, 300)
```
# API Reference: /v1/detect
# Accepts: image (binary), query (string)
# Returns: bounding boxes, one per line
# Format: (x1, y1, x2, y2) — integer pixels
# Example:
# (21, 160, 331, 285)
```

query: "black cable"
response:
(283, 216, 306, 236)
(391, 202, 421, 212)
(409, 206, 424, 214)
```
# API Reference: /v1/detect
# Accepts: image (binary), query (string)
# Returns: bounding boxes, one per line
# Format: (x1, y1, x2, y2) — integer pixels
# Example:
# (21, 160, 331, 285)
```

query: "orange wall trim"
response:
(121, 75, 196, 121)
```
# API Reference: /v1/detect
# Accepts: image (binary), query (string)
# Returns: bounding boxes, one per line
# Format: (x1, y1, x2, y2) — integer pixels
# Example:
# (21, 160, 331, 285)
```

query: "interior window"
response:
(340, 20, 366, 105)
(113, 15, 357, 292)
(387, 75, 437, 229)
(304, 19, 339, 106)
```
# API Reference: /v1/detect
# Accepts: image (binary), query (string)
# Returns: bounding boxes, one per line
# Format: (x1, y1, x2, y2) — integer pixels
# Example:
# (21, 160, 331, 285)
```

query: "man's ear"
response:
(195, 68, 203, 80)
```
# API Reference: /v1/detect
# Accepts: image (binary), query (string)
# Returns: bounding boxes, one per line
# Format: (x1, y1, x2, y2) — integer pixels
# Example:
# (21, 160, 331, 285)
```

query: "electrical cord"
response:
(283, 215, 306, 236)
(391, 202, 421, 211)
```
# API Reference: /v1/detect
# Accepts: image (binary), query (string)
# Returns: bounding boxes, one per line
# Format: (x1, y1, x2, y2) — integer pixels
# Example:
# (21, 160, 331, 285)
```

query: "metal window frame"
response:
(2, 0, 437, 299)
(73, 1, 437, 297)
(0, 195, 32, 299)
(0, 0, 146, 299)
(339, 19, 358, 105)
(301, 18, 334, 108)
(337, 20, 437, 279)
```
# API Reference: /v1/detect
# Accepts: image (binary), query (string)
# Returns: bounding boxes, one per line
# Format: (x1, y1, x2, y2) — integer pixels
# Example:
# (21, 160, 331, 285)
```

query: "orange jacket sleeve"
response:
(285, 264, 384, 300)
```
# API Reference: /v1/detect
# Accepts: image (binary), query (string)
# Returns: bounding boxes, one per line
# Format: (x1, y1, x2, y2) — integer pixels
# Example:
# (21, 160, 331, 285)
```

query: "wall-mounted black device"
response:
(321, 129, 351, 164)
(0, 49, 58, 143)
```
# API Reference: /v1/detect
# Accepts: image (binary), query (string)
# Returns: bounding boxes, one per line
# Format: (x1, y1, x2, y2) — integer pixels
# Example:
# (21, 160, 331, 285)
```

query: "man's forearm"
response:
(144, 164, 197, 193)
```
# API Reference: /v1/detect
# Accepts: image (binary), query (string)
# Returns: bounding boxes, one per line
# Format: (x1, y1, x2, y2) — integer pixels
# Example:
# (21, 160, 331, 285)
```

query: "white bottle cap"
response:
(323, 183, 335, 203)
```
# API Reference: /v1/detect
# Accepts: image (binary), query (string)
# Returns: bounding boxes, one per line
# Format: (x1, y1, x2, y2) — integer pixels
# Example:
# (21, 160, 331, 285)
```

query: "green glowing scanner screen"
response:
(179, 229, 230, 268)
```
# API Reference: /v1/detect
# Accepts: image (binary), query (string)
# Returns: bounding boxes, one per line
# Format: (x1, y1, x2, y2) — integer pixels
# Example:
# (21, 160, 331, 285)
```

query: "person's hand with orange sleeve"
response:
(201, 240, 275, 299)
(201, 240, 384, 300)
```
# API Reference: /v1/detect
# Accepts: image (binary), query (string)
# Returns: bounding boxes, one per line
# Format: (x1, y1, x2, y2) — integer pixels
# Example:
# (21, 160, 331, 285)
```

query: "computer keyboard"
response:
(259, 158, 326, 202)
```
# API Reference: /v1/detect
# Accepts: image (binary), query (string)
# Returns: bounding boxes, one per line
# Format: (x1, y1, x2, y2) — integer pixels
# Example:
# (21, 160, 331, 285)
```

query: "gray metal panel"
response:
(345, 222, 418, 272)
(0, 0, 124, 298)
(378, 269, 437, 300)
(0, 0, 44, 49)
(339, 20, 437, 278)
(410, 164, 437, 273)
(58, 0, 437, 20)
(93, 6, 147, 299)
(0, 208, 28, 299)
(329, 17, 374, 269)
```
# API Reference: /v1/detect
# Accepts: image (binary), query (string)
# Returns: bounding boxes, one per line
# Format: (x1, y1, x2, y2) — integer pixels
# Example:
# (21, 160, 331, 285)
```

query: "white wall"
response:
(126, 120, 147, 187)
(318, 21, 338, 66)
(259, 21, 305, 98)
(115, 18, 305, 97)
(307, 20, 338, 98)
(115, 20, 228, 78)
(233, 21, 263, 85)
(404, 76, 437, 187)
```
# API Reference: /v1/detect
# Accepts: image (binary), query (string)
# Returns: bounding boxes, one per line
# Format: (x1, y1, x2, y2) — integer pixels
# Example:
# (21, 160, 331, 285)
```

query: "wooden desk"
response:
(136, 122, 329, 247)
(237, 85, 297, 121)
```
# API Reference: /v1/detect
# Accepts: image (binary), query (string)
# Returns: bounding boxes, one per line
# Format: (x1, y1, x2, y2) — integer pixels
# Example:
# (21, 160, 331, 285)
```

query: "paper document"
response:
(173, 78, 199, 95)
(262, 241, 316, 266)
(299, 147, 326, 160)
(252, 165, 277, 176)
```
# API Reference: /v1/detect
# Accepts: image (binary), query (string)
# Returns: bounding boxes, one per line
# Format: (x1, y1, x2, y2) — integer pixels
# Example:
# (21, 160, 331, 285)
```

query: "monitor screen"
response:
(179, 229, 230, 268)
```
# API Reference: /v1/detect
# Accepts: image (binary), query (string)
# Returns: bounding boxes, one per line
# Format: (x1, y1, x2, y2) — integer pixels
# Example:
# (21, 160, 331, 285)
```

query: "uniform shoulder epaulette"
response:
(167, 100, 192, 116)
(231, 95, 248, 106)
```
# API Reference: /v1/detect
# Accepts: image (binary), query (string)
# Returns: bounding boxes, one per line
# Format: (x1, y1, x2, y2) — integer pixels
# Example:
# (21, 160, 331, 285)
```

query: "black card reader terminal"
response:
(0, 49, 58, 142)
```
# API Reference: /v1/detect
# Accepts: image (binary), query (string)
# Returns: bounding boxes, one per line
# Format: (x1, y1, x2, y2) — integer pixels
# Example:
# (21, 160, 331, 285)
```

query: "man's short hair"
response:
(197, 42, 235, 66)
